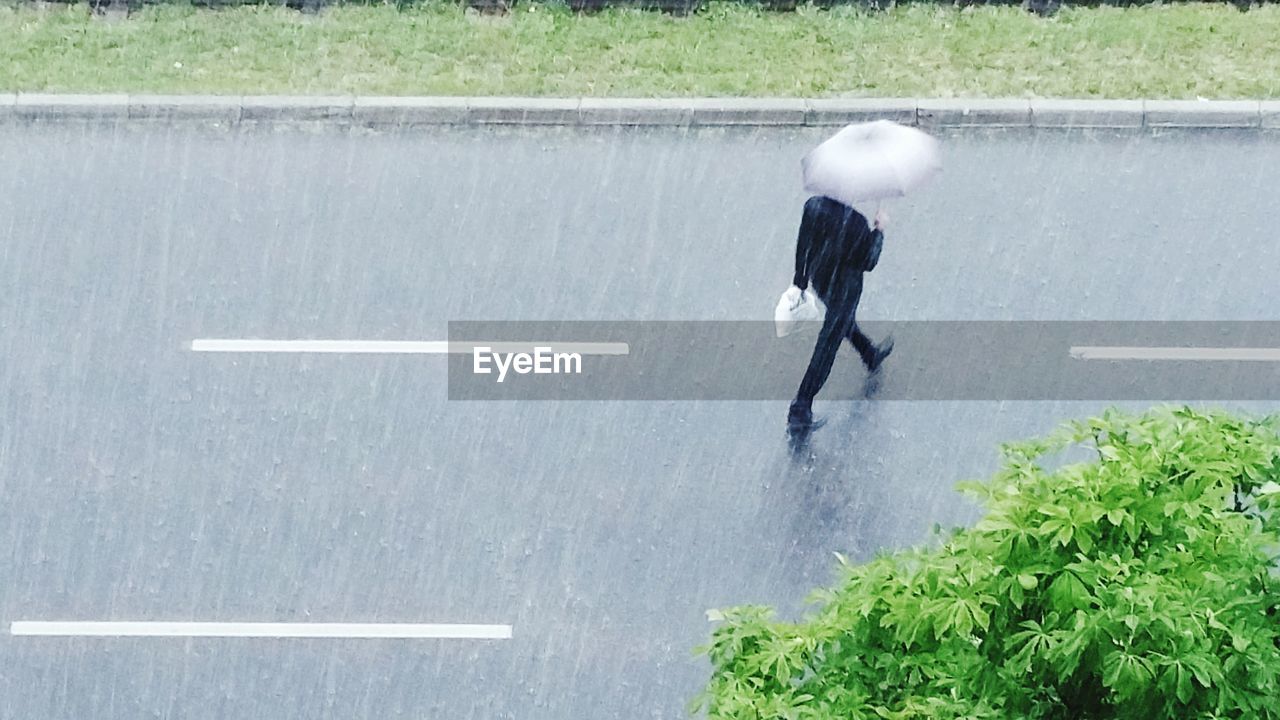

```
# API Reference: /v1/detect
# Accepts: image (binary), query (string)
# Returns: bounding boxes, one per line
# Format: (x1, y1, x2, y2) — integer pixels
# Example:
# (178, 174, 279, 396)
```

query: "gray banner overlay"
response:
(448, 321, 1280, 400)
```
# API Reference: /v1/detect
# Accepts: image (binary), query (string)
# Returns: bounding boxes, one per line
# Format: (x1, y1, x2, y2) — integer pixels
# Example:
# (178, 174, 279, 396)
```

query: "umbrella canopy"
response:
(801, 120, 942, 207)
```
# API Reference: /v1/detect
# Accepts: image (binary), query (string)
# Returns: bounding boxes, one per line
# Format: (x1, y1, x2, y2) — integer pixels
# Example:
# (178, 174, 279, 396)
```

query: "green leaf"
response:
(1048, 571, 1091, 611)
(697, 407, 1280, 717)
(1231, 633, 1251, 653)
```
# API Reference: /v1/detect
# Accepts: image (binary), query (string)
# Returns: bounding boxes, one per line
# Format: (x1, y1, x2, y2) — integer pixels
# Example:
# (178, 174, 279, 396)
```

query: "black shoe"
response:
(862, 372, 883, 399)
(866, 337, 895, 374)
(787, 403, 827, 431)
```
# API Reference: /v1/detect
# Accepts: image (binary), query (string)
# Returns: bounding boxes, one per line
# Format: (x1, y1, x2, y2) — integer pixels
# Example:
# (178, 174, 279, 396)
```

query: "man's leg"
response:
(847, 323, 893, 372)
(840, 276, 892, 372)
(789, 303, 855, 427)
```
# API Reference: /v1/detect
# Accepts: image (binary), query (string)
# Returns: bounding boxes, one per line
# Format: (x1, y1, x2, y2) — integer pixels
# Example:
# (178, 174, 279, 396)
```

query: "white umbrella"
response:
(801, 120, 942, 207)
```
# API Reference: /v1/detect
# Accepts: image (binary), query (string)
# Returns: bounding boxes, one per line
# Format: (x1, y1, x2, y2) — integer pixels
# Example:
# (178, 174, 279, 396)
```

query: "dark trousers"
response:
(792, 274, 878, 411)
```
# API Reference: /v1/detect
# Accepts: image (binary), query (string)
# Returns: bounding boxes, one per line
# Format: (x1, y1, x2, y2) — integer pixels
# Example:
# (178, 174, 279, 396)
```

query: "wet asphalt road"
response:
(1, 121, 1279, 719)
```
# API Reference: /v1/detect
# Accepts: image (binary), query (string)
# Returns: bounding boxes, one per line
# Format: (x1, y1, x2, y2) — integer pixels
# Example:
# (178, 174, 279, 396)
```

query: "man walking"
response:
(787, 195, 894, 431)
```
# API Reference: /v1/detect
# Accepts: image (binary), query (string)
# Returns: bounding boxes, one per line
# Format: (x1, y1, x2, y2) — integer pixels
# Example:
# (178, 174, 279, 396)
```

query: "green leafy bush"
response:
(696, 407, 1280, 719)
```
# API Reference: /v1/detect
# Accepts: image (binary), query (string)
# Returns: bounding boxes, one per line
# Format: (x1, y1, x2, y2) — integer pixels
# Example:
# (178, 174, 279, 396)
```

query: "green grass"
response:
(2, 1, 1278, 98)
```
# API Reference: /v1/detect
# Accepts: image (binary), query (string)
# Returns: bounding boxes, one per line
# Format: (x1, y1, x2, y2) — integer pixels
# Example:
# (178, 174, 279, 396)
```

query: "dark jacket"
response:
(792, 195, 883, 298)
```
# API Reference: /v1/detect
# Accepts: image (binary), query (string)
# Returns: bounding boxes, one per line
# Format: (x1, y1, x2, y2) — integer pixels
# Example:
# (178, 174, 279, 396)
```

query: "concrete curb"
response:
(1, 94, 1276, 129)
(919, 98, 1031, 128)
(1145, 100, 1260, 128)
(1030, 99, 1144, 129)
(241, 95, 355, 122)
(14, 93, 129, 119)
(1263, 101, 1280, 130)
(128, 94, 242, 122)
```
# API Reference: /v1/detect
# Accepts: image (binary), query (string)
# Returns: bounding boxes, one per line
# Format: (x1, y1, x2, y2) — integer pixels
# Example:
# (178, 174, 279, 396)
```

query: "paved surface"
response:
(2, 123, 1280, 719)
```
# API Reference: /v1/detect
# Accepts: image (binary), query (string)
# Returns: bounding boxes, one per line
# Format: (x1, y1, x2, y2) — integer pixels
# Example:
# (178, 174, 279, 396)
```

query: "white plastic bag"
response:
(774, 285, 826, 338)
